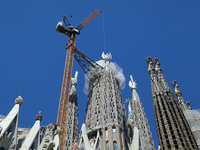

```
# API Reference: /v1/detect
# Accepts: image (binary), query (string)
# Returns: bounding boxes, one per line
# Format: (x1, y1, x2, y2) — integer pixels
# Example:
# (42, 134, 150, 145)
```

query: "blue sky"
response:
(0, 0, 200, 148)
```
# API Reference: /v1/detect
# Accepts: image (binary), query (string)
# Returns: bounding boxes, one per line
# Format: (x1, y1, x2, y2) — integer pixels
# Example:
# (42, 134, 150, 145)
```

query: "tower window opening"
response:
(106, 141, 109, 150)
(112, 126, 116, 136)
(113, 141, 117, 150)
(106, 128, 108, 136)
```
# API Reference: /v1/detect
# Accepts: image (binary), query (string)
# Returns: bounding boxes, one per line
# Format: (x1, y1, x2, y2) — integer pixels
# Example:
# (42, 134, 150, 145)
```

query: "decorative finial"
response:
(145, 57, 155, 74)
(186, 102, 192, 110)
(172, 80, 184, 104)
(153, 58, 162, 74)
(102, 52, 112, 62)
(171, 80, 182, 97)
(129, 75, 137, 90)
(72, 71, 78, 86)
(15, 96, 23, 106)
(125, 97, 132, 104)
(36, 111, 43, 122)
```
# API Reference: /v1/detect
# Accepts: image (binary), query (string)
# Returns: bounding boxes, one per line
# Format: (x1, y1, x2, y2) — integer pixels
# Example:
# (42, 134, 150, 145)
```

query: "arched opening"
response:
(112, 126, 116, 136)
(105, 127, 108, 136)
(113, 141, 117, 150)
(106, 141, 109, 150)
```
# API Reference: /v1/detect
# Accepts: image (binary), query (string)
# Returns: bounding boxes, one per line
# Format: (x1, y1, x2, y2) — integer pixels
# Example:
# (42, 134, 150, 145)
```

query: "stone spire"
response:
(64, 71, 79, 150)
(82, 53, 129, 150)
(128, 75, 155, 150)
(146, 57, 198, 150)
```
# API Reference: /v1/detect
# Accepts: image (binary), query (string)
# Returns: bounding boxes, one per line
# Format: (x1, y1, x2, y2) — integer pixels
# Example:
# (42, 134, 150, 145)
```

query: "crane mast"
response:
(56, 10, 102, 150)
(56, 33, 76, 150)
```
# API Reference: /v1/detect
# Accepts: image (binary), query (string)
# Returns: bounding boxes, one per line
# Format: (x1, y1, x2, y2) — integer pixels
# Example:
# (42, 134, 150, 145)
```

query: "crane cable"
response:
(102, 12, 107, 52)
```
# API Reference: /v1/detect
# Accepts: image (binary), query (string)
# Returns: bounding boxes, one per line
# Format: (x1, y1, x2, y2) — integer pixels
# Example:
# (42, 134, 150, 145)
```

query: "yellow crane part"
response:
(56, 10, 102, 150)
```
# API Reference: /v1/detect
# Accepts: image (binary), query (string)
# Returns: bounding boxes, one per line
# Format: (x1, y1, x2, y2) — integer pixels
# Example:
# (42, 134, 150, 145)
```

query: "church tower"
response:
(146, 57, 198, 150)
(64, 72, 79, 150)
(79, 52, 128, 150)
(128, 75, 155, 150)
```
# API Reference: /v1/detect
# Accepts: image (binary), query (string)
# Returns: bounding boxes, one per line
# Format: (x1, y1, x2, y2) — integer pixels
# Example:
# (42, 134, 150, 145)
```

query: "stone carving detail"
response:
(39, 123, 55, 150)
(145, 57, 155, 74)
(15, 96, 23, 106)
(102, 52, 112, 62)
(0, 131, 14, 149)
(153, 58, 162, 74)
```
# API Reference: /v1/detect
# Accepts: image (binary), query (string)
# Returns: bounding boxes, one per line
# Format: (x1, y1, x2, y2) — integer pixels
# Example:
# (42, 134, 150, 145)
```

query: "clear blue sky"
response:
(0, 0, 200, 148)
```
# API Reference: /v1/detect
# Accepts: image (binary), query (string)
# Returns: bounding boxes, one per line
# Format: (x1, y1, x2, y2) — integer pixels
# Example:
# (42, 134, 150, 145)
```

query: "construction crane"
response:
(56, 10, 102, 149)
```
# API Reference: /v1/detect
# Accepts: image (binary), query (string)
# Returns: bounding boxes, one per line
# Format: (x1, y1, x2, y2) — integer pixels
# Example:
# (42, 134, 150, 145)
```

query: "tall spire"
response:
(128, 75, 155, 150)
(146, 57, 198, 150)
(82, 53, 129, 150)
(64, 71, 79, 150)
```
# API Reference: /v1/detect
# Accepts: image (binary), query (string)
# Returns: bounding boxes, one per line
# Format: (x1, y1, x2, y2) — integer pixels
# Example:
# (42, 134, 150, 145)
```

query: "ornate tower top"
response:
(129, 75, 137, 90)
(153, 58, 162, 74)
(101, 52, 112, 62)
(145, 57, 155, 74)
(71, 71, 78, 86)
